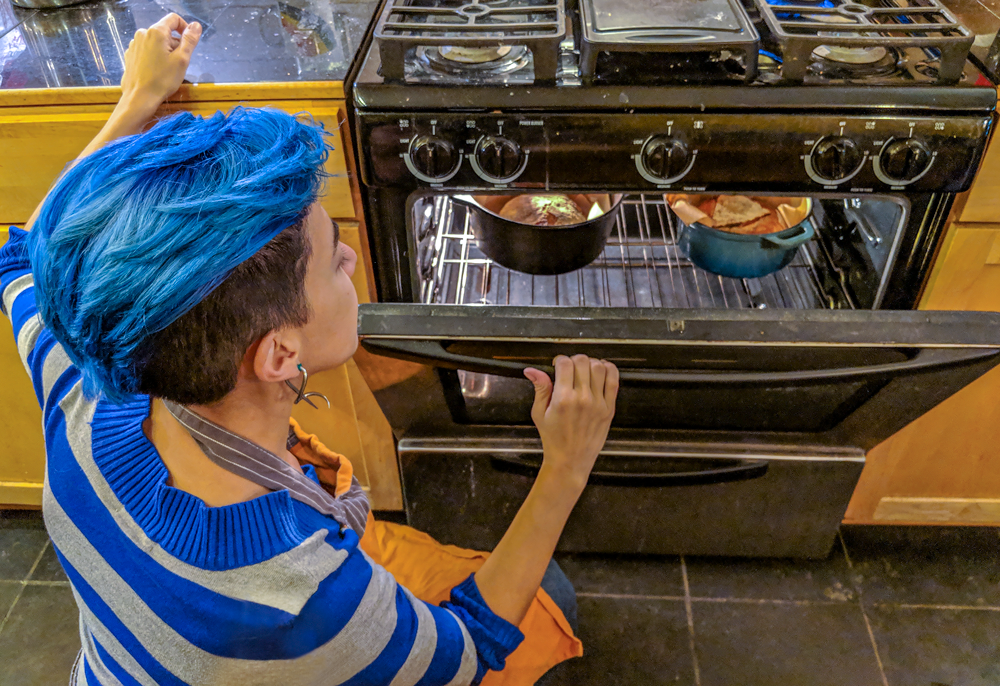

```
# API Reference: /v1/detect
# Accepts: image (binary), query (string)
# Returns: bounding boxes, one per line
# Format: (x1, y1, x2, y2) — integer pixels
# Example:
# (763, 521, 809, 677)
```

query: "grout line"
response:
(838, 529, 854, 570)
(882, 602, 1000, 613)
(680, 556, 702, 686)
(840, 531, 889, 686)
(860, 604, 890, 686)
(0, 540, 50, 637)
(577, 592, 687, 601)
(690, 596, 848, 606)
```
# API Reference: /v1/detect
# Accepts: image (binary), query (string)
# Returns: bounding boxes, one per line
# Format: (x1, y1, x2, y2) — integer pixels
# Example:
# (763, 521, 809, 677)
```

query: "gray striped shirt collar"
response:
(162, 400, 369, 537)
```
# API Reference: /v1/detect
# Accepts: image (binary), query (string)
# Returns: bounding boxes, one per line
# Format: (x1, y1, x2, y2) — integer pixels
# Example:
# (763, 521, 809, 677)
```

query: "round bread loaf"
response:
(499, 194, 588, 226)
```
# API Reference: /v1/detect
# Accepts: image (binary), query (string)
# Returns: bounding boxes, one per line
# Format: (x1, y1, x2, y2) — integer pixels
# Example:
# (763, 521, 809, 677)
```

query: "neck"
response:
(188, 380, 299, 465)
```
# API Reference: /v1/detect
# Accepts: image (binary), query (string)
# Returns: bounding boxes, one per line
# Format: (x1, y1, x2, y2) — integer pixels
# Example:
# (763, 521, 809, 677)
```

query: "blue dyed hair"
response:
(27, 107, 331, 404)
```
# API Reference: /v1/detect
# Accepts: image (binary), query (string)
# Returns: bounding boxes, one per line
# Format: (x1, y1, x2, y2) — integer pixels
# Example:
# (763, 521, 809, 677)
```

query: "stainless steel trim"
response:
(359, 334, 999, 349)
(398, 442, 867, 462)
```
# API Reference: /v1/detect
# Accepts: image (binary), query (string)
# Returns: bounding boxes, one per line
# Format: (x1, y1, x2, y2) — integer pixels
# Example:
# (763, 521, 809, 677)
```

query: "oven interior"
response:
(409, 192, 914, 429)
(412, 193, 908, 312)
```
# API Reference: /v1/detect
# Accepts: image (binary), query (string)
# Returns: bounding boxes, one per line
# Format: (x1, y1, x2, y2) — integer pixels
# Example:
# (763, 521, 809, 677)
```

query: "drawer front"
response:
(0, 101, 354, 224)
(399, 443, 864, 559)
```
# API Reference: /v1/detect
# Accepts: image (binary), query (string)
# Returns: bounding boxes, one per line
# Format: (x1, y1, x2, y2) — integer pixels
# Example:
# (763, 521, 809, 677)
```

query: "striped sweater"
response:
(1, 227, 523, 686)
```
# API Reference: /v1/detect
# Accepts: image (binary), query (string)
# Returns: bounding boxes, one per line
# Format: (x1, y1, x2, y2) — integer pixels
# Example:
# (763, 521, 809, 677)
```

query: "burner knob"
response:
(409, 135, 460, 181)
(811, 136, 863, 182)
(879, 138, 932, 183)
(475, 136, 525, 181)
(640, 137, 691, 181)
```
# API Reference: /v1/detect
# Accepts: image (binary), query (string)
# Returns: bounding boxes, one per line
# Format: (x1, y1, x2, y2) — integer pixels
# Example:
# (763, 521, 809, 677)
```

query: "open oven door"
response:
(356, 304, 1000, 556)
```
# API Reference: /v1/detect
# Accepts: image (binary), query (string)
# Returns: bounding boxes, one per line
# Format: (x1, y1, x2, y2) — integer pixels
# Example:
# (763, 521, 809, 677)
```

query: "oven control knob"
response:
(879, 138, 932, 183)
(475, 135, 525, 182)
(810, 136, 863, 182)
(640, 137, 691, 181)
(408, 135, 461, 181)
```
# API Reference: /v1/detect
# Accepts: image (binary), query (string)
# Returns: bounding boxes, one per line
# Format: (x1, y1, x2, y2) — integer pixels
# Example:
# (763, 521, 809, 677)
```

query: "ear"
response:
(248, 330, 303, 383)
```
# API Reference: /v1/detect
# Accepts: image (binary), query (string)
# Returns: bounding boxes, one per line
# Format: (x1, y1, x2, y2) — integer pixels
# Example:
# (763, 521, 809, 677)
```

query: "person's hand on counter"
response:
(25, 13, 200, 231)
(120, 13, 202, 119)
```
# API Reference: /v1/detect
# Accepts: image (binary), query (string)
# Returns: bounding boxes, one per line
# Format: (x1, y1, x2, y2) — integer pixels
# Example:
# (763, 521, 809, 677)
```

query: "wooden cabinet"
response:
(0, 84, 402, 510)
(845, 224, 1000, 524)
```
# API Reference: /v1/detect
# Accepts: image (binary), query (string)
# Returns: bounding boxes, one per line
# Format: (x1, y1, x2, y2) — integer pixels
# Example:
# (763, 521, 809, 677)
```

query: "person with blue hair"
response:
(0, 13, 619, 686)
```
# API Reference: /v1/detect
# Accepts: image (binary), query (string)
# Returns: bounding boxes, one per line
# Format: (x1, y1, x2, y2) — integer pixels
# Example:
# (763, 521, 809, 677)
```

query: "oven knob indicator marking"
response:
(873, 138, 935, 186)
(804, 136, 866, 186)
(636, 136, 695, 184)
(470, 135, 528, 184)
(405, 135, 462, 183)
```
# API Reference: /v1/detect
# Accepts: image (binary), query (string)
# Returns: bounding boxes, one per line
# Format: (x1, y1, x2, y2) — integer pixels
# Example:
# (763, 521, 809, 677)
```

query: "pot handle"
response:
(761, 221, 815, 248)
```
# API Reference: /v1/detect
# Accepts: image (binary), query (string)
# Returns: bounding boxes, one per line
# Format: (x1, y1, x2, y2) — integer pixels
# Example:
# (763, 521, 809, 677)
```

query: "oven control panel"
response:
(358, 112, 991, 193)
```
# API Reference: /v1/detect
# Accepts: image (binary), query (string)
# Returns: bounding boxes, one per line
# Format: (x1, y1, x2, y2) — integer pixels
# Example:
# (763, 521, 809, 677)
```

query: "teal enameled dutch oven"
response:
(675, 197, 815, 280)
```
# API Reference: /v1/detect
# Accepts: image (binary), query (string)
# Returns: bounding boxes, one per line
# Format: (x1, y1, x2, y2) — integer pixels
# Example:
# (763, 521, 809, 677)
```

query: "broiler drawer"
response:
(398, 439, 864, 559)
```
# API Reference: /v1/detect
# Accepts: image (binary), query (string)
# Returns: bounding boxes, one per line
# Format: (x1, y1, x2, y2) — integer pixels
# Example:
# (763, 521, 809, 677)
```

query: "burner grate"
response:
(416, 195, 848, 310)
(375, 0, 565, 81)
(756, 0, 974, 83)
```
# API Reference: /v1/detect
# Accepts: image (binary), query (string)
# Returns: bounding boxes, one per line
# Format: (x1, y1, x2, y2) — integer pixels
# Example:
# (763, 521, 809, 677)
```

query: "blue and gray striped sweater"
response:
(1, 227, 523, 686)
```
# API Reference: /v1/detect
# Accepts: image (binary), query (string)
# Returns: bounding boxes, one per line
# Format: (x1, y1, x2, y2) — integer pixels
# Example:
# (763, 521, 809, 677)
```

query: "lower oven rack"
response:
(416, 195, 850, 310)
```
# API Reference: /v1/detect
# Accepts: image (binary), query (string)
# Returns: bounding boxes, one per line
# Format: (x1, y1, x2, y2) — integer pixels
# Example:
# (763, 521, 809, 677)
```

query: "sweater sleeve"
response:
(347, 550, 524, 686)
(1, 226, 81, 415)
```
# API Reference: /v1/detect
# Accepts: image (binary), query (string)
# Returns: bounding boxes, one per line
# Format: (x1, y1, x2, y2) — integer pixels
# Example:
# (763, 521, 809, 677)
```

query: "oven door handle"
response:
(361, 338, 998, 384)
(490, 454, 769, 487)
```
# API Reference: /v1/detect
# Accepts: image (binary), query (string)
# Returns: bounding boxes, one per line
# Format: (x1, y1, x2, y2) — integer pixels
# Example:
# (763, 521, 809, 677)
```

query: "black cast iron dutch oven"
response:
(452, 194, 626, 275)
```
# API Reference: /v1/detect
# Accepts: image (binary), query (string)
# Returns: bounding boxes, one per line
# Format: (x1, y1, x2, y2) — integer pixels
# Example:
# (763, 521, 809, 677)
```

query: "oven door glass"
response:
(357, 304, 1000, 452)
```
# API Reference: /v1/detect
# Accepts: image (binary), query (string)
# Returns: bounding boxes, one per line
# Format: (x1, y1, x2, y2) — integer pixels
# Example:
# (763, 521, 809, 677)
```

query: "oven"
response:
(346, 0, 1000, 558)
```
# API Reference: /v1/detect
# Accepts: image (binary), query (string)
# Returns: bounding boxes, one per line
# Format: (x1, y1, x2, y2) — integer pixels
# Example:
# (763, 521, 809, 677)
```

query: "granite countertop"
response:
(0, 0, 377, 90)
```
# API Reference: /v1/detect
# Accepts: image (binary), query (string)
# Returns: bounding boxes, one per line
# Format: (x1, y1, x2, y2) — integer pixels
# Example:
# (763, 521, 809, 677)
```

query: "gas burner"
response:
(374, 0, 565, 82)
(813, 45, 887, 65)
(755, 0, 974, 83)
(417, 45, 531, 76)
(810, 46, 901, 79)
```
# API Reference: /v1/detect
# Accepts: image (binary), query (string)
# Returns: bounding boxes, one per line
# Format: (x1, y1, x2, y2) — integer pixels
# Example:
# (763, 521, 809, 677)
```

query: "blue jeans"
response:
(539, 558, 578, 633)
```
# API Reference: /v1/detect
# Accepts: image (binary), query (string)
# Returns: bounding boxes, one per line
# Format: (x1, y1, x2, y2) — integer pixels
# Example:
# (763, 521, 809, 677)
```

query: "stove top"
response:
(350, 0, 996, 113)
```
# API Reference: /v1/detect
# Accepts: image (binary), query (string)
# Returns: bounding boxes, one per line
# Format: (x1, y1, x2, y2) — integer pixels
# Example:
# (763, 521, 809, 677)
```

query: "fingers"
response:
(176, 21, 202, 58)
(571, 354, 591, 395)
(603, 361, 620, 411)
(552, 355, 574, 397)
(589, 358, 607, 404)
(524, 368, 553, 424)
(153, 12, 188, 35)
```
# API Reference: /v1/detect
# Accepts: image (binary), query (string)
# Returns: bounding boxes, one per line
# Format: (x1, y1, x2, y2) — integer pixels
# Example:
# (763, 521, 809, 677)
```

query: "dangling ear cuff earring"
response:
(284, 363, 332, 409)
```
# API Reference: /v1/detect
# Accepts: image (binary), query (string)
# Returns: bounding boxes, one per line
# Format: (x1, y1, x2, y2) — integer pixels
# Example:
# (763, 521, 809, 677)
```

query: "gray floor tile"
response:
(842, 525, 1000, 606)
(0, 584, 80, 686)
(693, 601, 883, 686)
(685, 546, 855, 602)
(540, 596, 694, 685)
(28, 544, 68, 583)
(0, 512, 48, 581)
(555, 553, 684, 597)
(0, 581, 20, 619)
(867, 604, 1000, 686)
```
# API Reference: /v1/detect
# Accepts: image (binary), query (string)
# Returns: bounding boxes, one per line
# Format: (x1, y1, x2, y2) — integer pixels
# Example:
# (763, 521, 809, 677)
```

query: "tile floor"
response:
(1, 510, 999, 686)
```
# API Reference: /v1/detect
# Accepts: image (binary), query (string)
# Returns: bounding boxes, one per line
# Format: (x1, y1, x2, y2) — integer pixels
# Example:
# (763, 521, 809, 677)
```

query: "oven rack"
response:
(416, 195, 849, 310)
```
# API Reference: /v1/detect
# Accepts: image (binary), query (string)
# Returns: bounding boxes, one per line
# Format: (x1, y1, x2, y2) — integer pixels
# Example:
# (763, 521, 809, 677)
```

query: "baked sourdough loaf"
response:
(499, 194, 588, 226)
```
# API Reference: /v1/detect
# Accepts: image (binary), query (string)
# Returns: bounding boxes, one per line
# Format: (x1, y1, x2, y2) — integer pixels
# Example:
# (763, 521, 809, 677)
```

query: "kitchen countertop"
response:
(0, 0, 377, 90)
(0, 0, 997, 92)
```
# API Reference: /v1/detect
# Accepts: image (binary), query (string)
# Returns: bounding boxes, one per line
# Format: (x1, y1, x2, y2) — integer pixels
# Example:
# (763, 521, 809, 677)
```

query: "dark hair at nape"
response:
(136, 218, 313, 404)
(26, 107, 331, 405)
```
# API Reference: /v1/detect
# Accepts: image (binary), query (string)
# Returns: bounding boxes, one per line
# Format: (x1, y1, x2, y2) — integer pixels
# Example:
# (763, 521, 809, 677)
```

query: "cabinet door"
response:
(845, 225, 1000, 524)
(0, 228, 46, 506)
(0, 100, 355, 225)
